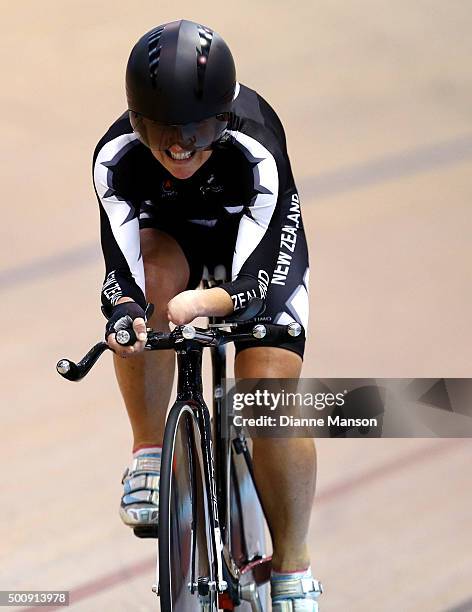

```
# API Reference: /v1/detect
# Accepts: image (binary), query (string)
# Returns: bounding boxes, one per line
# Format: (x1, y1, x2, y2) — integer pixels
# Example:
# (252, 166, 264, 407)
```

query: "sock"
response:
(271, 566, 312, 581)
(132, 445, 162, 458)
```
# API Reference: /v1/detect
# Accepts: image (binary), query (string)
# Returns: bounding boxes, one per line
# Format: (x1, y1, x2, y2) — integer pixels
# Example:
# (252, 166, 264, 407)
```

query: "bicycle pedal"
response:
(133, 525, 158, 539)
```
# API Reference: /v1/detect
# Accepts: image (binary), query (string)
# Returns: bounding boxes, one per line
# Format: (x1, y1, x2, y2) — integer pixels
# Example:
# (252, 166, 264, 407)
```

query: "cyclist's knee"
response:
(235, 346, 302, 378)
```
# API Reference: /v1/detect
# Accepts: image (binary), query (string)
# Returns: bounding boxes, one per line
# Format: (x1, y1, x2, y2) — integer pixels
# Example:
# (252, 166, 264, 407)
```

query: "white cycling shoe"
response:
(119, 454, 160, 538)
(271, 571, 323, 611)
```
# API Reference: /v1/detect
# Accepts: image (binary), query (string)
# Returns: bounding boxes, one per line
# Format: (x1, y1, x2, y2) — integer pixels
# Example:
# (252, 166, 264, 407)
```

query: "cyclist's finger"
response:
(131, 318, 147, 352)
(133, 317, 147, 342)
(132, 337, 146, 353)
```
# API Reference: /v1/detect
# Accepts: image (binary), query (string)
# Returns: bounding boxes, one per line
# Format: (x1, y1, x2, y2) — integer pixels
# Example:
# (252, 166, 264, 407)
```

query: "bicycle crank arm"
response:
(240, 582, 263, 612)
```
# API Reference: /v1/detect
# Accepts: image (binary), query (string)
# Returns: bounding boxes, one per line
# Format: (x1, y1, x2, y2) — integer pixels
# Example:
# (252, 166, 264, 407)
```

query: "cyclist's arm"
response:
(218, 135, 294, 313)
(167, 286, 233, 325)
(93, 143, 146, 316)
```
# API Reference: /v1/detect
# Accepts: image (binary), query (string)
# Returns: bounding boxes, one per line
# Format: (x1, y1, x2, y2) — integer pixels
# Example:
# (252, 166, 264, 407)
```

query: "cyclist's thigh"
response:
(140, 228, 191, 309)
(140, 214, 220, 291)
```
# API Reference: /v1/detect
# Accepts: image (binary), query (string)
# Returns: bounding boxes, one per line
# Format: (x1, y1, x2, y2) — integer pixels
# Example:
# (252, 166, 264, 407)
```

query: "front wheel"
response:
(158, 402, 218, 611)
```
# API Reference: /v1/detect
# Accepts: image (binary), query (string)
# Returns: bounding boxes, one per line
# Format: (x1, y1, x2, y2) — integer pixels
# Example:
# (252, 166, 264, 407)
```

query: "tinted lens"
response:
(129, 113, 229, 151)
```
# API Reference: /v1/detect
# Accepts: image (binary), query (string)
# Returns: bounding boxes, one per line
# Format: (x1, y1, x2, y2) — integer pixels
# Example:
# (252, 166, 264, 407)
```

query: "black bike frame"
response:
(211, 341, 230, 542)
(174, 342, 226, 593)
(173, 334, 267, 603)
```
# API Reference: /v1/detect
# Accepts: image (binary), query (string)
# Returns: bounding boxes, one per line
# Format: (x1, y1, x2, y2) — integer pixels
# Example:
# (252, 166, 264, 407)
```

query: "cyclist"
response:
(93, 19, 322, 610)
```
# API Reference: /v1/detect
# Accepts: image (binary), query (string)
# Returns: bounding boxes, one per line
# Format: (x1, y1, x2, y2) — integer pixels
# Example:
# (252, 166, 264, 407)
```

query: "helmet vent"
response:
(195, 25, 213, 98)
(148, 26, 165, 87)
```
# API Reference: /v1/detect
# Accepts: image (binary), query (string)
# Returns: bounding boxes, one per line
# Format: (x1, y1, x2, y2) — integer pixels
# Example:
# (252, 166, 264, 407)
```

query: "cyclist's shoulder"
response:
(230, 83, 288, 157)
(92, 111, 141, 167)
(93, 112, 154, 195)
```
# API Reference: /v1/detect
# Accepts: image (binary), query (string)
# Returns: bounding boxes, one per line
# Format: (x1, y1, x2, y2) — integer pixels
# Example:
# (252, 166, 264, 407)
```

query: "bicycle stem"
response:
(175, 345, 205, 402)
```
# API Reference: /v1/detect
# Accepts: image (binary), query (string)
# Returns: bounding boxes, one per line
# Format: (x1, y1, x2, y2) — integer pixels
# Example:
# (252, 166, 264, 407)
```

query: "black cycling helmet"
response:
(126, 19, 236, 151)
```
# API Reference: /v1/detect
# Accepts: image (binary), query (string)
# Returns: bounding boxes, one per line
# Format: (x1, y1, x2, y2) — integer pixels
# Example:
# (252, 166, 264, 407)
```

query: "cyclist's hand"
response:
(167, 290, 201, 325)
(105, 301, 147, 357)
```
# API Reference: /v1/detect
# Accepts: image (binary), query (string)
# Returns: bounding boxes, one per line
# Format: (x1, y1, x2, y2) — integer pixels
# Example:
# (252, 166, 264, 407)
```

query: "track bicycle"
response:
(56, 298, 303, 611)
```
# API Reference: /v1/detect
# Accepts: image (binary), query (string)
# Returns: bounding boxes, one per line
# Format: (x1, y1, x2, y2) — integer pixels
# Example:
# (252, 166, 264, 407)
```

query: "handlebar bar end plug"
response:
(57, 359, 71, 375)
(116, 330, 131, 345)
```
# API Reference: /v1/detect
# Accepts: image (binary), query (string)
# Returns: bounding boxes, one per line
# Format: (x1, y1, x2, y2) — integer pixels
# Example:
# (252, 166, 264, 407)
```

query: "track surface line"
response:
(443, 596, 472, 612)
(301, 134, 472, 199)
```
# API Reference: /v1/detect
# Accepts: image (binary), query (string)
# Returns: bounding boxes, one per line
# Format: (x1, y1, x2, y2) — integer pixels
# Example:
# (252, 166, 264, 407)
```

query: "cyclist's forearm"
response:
(101, 267, 147, 315)
(166, 288, 233, 326)
(198, 287, 234, 317)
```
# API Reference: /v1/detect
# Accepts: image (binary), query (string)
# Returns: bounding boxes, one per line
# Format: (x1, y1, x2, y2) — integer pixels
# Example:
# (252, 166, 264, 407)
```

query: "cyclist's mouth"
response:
(165, 149, 196, 162)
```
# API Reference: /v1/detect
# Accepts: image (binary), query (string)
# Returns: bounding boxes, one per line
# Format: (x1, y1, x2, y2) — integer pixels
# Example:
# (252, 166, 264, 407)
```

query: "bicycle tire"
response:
(159, 401, 218, 612)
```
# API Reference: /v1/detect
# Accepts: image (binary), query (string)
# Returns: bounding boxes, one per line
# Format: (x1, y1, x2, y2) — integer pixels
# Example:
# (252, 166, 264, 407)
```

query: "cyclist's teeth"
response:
(170, 150, 193, 160)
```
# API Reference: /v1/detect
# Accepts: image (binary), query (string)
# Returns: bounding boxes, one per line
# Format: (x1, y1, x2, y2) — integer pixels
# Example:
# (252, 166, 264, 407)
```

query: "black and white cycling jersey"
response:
(93, 83, 309, 355)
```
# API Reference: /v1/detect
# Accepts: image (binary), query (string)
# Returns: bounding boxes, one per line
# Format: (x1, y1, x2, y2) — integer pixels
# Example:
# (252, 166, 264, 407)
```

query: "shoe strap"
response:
(123, 473, 160, 495)
(122, 489, 159, 505)
(272, 576, 323, 599)
(130, 455, 161, 474)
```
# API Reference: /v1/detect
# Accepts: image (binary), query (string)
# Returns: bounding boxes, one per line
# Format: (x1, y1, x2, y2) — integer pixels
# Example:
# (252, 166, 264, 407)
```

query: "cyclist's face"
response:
(151, 145, 212, 179)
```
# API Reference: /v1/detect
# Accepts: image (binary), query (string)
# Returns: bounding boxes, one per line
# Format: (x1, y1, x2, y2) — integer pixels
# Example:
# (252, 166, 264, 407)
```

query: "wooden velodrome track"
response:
(2, 1, 471, 610)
